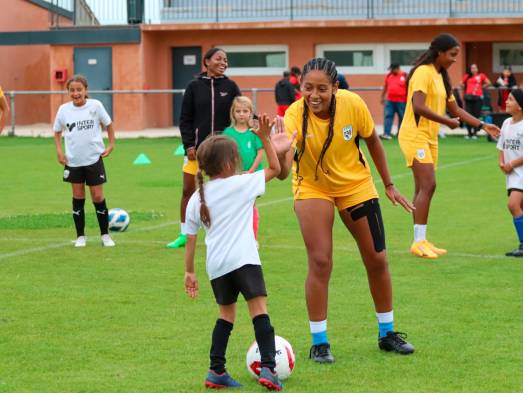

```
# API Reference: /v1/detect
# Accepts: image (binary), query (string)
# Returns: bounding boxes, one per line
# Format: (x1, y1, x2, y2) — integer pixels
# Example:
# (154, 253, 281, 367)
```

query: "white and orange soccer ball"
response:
(246, 336, 295, 380)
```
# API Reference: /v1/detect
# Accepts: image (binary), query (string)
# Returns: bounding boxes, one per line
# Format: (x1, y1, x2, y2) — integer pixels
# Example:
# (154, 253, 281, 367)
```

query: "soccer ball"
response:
(246, 336, 295, 380)
(108, 208, 130, 232)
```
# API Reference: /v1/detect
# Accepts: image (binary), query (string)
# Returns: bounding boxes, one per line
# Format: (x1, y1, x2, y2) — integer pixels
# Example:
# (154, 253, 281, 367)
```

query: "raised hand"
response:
(270, 116, 296, 156)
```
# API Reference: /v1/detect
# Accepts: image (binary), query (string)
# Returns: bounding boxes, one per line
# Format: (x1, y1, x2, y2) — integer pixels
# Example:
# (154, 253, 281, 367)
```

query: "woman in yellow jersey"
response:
(0, 86, 9, 134)
(398, 34, 499, 259)
(272, 58, 415, 363)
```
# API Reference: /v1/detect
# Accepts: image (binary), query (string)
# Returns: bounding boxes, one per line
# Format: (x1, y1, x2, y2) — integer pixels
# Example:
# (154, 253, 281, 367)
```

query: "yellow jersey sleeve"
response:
(354, 95, 374, 139)
(0, 87, 4, 99)
(283, 100, 302, 149)
(409, 66, 431, 95)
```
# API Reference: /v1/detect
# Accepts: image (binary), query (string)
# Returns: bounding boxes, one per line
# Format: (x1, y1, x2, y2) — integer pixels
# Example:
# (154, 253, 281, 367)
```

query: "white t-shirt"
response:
(185, 170, 265, 280)
(53, 99, 112, 167)
(497, 117, 523, 190)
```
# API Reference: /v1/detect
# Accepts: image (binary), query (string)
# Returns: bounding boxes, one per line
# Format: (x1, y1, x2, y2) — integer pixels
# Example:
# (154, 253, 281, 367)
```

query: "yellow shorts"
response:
(399, 139, 438, 168)
(293, 179, 378, 211)
(183, 157, 198, 175)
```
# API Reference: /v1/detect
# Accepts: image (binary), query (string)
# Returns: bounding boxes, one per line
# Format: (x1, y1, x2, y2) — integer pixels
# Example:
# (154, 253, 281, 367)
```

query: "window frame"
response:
(218, 45, 288, 76)
(493, 43, 523, 73)
(384, 43, 428, 73)
(316, 44, 382, 74)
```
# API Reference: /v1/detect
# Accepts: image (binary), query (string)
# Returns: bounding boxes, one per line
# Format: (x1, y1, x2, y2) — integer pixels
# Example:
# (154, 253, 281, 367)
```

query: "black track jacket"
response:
(180, 73, 241, 151)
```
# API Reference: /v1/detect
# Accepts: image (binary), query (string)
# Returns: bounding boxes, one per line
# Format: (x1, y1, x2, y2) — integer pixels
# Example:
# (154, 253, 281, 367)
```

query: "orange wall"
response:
(0, 0, 57, 124)
(49, 44, 144, 130)
(139, 24, 523, 129)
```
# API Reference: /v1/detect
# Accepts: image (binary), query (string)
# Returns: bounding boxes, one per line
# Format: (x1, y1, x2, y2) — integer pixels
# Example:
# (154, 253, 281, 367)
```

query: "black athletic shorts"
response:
(210, 264, 267, 305)
(63, 157, 107, 186)
(508, 188, 523, 196)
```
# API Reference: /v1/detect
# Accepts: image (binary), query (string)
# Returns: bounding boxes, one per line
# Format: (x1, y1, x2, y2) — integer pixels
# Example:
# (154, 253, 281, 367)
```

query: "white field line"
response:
(0, 154, 495, 261)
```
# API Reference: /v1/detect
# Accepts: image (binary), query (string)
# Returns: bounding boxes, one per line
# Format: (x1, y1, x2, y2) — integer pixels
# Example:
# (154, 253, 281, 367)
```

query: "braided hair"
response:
(195, 135, 240, 227)
(407, 33, 459, 99)
(296, 58, 338, 181)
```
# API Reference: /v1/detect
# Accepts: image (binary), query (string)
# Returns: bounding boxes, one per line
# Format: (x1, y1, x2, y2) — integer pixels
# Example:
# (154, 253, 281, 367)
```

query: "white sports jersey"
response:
(185, 170, 265, 280)
(53, 99, 112, 167)
(497, 117, 523, 190)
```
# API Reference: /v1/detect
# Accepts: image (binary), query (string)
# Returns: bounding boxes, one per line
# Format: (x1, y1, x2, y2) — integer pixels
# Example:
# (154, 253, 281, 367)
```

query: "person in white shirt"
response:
(53, 75, 116, 248)
(183, 115, 295, 390)
(497, 89, 523, 257)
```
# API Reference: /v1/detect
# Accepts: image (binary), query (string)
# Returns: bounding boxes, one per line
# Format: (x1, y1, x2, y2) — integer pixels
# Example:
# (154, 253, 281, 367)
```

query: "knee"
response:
(507, 201, 521, 216)
(182, 184, 195, 199)
(365, 254, 389, 277)
(308, 254, 332, 280)
(420, 181, 436, 196)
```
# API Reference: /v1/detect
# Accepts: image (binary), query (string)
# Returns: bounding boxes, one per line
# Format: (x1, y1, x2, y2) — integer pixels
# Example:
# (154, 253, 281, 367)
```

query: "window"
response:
(317, 43, 427, 74)
(316, 44, 381, 74)
(219, 45, 288, 76)
(493, 43, 523, 73)
(384, 43, 427, 72)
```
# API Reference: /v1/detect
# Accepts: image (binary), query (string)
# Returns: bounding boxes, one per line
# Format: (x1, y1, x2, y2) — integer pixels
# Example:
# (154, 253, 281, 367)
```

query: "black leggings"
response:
(464, 98, 483, 137)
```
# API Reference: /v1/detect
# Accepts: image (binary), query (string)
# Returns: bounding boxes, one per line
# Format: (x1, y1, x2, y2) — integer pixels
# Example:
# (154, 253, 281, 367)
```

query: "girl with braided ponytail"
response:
(271, 57, 415, 363)
(183, 115, 294, 390)
(398, 33, 499, 259)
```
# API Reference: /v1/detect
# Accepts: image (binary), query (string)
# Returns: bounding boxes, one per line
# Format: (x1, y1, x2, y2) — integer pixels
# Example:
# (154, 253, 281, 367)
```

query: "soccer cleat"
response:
(309, 343, 335, 364)
(424, 240, 447, 255)
(167, 233, 187, 249)
(505, 246, 523, 257)
(101, 234, 115, 247)
(378, 331, 415, 355)
(74, 236, 86, 248)
(410, 241, 438, 259)
(258, 367, 283, 391)
(380, 134, 392, 140)
(204, 370, 242, 389)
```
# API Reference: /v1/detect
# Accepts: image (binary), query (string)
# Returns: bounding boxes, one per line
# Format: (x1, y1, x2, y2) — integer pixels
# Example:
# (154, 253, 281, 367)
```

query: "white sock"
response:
(376, 310, 394, 324)
(413, 224, 427, 242)
(180, 222, 186, 235)
(309, 320, 327, 334)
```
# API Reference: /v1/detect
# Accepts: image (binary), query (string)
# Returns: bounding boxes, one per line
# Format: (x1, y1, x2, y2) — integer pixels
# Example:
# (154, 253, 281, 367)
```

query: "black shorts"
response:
(210, 264, 267, 305)
(508, 188, 523, 196)
(63, 157, 107, 186)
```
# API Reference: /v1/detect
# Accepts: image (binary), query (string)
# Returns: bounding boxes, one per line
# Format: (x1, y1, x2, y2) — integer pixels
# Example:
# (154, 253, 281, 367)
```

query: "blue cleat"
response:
(204, 370, 242, 389)
(258, 367, 283, 391)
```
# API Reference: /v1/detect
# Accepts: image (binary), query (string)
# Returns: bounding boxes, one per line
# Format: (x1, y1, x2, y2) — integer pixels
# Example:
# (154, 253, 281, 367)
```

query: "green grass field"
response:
(0, 136, 522, 393)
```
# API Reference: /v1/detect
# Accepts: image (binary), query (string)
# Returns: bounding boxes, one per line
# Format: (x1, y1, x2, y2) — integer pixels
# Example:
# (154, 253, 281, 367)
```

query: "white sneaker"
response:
(101, 234, 115, 247)
(74, 236, 86, 248)
(471, 135, 478, 140)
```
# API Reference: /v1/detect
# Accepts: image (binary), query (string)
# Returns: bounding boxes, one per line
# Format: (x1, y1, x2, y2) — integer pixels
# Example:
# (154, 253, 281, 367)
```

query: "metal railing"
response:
(44, 0, 523, 26)
(3, 86, 512, 136)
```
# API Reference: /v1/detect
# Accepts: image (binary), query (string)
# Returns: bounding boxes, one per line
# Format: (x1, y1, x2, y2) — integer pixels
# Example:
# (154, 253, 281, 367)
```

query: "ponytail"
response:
(407, 33, 459, 99)
(197, 170, 211, 227)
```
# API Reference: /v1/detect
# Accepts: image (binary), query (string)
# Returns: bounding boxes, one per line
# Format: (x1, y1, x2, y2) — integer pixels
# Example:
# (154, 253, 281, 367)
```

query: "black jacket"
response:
(274, 78, 295, 105)
(180, 74, 241, 151)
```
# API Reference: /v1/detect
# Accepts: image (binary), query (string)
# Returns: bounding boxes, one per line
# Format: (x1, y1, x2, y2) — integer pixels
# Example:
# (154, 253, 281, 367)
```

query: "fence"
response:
(45, 0, 523, 26)
(2, 86, 513, 136)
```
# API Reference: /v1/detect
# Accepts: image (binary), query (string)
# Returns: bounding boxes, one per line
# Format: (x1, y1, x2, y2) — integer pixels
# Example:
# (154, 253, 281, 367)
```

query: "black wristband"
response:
(478, 121, 485, 129)
(385, 183, 394, 188)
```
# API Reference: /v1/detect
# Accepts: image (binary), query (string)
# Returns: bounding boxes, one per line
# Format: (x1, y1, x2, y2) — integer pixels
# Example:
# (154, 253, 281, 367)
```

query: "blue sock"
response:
(312, 331, 328, 345)
(310, 320, 328, 345)
(376, 311, 394, 338)
(513, 215, 523, 244)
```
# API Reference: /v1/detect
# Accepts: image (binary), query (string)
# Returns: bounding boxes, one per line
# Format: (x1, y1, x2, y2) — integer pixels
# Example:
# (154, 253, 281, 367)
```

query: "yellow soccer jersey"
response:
(0, 86, 4, 99)
(399, 64, 455, 144)
(284, 89, 375, 196)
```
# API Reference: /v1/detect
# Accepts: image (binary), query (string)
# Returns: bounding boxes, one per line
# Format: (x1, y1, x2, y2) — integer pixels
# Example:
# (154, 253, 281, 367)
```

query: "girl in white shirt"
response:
(184, 115, 294, 390)
(497, 89, 523, 257)
(53, 75, 116, 247)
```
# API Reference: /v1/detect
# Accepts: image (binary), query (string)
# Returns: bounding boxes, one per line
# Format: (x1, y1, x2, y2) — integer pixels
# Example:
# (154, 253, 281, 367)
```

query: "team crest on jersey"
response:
(417, 149, 426, 160)
(342, 125, 353, 141)
(63, 169, 70, 179)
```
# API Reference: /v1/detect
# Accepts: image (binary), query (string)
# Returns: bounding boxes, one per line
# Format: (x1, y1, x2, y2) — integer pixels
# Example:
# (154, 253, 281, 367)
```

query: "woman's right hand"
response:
(446, 117, 460, 129)
(57, 151, 66, 165)
(271, 116, 296, 156)
(186, 147, 196, 160)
